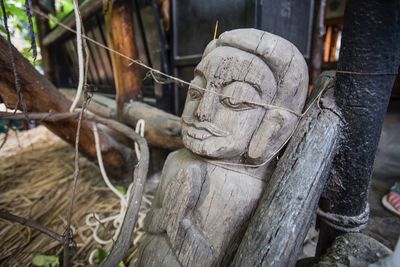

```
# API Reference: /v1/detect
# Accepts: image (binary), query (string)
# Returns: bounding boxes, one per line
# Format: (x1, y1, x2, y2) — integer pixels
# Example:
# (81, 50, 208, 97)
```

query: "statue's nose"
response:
(195, 92, 215, 122)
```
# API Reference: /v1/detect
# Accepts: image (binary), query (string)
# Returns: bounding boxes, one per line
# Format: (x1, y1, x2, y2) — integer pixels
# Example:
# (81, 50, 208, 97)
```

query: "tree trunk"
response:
(105, 0, 142, 120)
(60, 89, 183, 150)
(317, 0, 400, 255)
(0, 36, 132, 177)
(231, 72, 342, 267)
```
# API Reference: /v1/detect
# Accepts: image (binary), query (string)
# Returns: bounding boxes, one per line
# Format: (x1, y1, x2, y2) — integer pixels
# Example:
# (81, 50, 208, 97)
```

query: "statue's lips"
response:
(182, 117, 229, 139)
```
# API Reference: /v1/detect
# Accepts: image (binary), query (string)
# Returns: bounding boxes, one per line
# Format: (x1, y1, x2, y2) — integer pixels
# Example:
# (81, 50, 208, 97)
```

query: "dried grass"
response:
(0, 126, 151, 266)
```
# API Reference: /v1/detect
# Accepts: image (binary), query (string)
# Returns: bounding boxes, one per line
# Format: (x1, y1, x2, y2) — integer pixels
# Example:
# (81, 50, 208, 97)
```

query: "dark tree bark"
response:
(317, 0, 400, 255)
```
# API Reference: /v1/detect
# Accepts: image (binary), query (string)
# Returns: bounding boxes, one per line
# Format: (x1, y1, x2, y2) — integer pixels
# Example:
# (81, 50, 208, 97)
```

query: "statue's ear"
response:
(247, 110, 299, 165)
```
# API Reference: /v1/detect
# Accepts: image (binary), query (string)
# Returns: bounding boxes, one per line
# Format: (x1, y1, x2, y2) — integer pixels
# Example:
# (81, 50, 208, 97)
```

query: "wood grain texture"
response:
(131, 29, 311, 267)
(61, 89, 183, 150)
(231, 73, 341, 267)
(105, 0, 142, 119)
(123, 102, 182, 149)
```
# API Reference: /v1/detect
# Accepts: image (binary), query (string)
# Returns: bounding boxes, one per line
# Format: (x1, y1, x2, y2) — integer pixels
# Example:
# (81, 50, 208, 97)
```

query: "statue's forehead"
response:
(196, 47, 275, 94)
(197, 46, 267, 71)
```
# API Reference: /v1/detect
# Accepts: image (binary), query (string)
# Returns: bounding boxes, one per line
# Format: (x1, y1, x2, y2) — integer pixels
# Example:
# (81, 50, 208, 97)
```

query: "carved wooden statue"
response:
(132, 29, 309, 267)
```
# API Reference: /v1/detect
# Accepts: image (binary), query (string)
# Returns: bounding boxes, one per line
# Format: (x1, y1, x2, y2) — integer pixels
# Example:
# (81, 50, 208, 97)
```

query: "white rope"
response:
(69, 0, 84, 112)
(135, 119, 145, 160)
(87, 120, 145, 265)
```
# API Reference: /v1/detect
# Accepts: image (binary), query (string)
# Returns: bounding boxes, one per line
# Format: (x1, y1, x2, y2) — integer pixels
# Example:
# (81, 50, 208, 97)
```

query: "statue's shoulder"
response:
(165, 148, 202, 168)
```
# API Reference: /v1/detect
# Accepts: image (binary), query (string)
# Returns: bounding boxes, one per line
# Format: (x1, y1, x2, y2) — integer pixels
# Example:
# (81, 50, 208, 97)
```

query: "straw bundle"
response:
(0, 127, 151, 266)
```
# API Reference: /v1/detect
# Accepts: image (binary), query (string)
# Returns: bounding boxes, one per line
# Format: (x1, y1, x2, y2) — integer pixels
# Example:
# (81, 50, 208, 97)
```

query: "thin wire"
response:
(31, 8, 304, 117)
(33, 8, 380, 169)
(30, 8, 400, 115)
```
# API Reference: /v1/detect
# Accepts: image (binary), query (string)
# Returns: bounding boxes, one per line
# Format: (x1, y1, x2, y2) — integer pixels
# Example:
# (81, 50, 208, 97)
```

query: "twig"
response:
(0, 210, 64, 243)
(0, 111, 78, 121)
(88, 115, 149, 267)
(24, 0, 37, 61)
(64, 90, 92, 267)
(0, 126, 9, 150)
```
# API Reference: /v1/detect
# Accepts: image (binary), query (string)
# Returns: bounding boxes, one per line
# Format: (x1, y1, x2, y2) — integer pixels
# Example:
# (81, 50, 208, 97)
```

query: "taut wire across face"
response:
(181, 29, 309, 165)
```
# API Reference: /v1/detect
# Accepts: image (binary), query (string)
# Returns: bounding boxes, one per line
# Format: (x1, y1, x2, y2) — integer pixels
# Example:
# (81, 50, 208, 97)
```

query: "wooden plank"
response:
(42, 0, 103, 46)
(256, 0, 315, 59)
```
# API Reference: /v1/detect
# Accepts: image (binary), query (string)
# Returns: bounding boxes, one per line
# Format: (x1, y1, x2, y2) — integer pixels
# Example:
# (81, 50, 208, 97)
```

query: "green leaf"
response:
(96, 247, 126, 267)
(115, 185, 127, 195)
(32, 255, 59, 267)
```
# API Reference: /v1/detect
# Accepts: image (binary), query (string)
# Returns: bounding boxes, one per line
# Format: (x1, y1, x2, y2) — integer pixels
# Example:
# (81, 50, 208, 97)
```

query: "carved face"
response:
(181, 46, 277, 161)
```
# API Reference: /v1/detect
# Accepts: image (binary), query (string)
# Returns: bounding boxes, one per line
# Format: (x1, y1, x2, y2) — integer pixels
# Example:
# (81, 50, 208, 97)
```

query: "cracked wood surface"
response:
(231, 72, 341, 267)
(129, 29, 310, 267)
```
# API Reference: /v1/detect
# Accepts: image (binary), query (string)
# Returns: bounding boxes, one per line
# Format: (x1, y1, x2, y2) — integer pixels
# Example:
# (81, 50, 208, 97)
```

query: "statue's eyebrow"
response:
(227, 79, 262, 97)
(243, 80, 262, 96)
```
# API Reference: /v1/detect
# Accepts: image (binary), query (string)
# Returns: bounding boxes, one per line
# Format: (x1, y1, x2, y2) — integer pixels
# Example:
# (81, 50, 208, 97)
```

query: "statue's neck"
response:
(185, 149, 274, 182)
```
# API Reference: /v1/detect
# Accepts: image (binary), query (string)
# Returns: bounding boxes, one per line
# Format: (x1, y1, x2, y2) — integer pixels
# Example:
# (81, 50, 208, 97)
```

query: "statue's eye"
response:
(188, 88, 202, 100)
(221, 97, 254, 111)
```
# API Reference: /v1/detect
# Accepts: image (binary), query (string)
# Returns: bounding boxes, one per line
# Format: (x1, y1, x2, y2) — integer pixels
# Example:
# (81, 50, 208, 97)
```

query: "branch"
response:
(89, 115, 150, 267)
(0, 210, 64, 243)
(0, 111, 78, 121)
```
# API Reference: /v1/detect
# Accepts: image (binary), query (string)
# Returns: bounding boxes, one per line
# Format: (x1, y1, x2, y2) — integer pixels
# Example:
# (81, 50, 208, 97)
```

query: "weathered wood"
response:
(42, 0, 102, 47)
(131, 29, 309, 267)
(60, 88, 116, 118)
(123, 102, 182, 149)
(60, 89, 183, 150)
(231, 72, 341, 267)
(0, 36, 131, 176)
(105, 0, 142, 119)
(85, 115, 149, 267)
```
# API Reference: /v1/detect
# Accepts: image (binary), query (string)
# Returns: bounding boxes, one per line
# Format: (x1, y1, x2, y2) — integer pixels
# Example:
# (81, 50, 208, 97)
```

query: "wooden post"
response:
(317, 0, 400, 256)
(0, 36, 132, 178)
(231, 73, 342, 267)
(310, 0, 327, 87)
(105, 0, 142, 120)
(60, 89, 184, 150)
